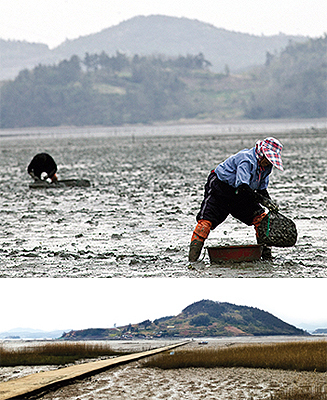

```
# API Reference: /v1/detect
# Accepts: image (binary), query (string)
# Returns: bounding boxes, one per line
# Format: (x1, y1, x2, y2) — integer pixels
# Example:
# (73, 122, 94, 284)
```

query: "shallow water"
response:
(1, 123, 326, 277)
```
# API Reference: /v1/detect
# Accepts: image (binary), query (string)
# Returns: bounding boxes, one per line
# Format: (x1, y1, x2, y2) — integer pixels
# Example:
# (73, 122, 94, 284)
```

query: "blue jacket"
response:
(214, 147, 272, 190)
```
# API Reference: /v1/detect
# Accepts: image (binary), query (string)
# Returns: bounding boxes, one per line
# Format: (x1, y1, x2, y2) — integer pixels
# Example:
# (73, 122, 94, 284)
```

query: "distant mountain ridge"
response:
(61, 300, 308, 340)
(312, 328, 327, 335)
(0, 15, 308, 80)
(0, 328, 66, 340)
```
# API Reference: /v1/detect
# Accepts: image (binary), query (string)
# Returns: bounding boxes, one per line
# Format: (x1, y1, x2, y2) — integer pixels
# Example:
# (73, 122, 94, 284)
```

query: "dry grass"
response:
(142, 340, 327, 372)
(0, 342, 129, 366)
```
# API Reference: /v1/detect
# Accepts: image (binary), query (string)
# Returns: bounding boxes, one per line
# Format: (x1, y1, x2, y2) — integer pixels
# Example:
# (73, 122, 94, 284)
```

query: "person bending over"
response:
(27, 153, 58, 183)
(189, 137, 283, 262)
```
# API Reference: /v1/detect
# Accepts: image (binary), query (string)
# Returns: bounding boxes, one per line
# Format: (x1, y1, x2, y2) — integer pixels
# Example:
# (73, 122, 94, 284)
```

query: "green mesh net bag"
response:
(257, 212, 297, 247)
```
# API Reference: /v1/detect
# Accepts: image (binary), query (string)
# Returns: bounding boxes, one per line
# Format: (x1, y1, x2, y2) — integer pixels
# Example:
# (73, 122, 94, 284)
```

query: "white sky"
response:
(1, 278, 326, 332)
(0, 0, 326, 48)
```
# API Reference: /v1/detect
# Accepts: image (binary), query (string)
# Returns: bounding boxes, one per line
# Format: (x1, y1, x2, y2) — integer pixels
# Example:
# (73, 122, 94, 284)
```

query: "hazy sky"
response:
(1, 0, 326, 48)
(1, 278, 326, 332)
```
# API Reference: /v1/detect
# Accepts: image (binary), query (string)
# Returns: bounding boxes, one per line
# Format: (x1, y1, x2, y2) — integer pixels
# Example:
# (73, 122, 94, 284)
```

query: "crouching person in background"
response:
(27, 153, 58, 183)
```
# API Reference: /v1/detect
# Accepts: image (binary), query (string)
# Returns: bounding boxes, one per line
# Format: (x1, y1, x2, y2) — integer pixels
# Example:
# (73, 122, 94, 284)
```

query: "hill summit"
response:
(61, 300, 308, 340)
(52, 15, 306, 73)
(0, 15, 308, 80)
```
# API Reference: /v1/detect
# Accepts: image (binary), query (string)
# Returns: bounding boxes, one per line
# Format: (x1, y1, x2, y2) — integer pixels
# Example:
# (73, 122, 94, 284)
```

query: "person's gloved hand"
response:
(260, 197, 279, 213)
(41, 172, 49, 180)
(236, 185, 279, 212)
(29, 172, 40, 181)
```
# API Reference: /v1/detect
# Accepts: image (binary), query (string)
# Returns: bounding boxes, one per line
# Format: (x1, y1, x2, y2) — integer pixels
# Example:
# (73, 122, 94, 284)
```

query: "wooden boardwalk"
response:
(0, 341, 189, 400)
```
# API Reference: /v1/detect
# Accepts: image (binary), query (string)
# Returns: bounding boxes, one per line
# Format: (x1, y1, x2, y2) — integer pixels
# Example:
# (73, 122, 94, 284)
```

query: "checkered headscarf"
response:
(255, 137, 283, 171)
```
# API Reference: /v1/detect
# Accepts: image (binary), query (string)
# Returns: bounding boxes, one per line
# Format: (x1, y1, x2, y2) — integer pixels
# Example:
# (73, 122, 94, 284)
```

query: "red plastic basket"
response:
(207, 244, 263, 263)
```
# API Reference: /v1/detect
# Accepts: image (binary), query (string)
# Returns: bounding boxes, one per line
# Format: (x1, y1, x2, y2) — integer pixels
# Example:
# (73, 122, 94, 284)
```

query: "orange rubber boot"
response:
(51, 173, 58, 183)
(189, 219, 212, 262)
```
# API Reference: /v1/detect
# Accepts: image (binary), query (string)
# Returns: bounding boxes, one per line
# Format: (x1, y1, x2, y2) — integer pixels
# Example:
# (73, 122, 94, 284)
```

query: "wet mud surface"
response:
(1, 124, 326, 277)
(38, 363, 327, 400)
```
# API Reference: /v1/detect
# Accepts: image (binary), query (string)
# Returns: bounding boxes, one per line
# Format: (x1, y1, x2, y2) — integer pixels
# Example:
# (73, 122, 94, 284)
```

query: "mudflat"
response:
(0, 123, 326, 277)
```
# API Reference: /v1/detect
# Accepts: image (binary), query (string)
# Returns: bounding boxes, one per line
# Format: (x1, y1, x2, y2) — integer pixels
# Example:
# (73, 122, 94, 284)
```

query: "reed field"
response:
(0, 341, 129, 366)
(142, 340, 327, 372)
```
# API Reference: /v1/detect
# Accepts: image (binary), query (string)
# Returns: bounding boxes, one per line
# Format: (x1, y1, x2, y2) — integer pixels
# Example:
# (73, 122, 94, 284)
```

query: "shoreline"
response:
(1, 335, 326, 351)
(0, 117, 326, 139)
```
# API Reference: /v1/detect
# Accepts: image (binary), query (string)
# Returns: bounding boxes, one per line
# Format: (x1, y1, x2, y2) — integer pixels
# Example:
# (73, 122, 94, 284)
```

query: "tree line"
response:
(245, 35, 327, 119)
(0, 36, 326, 128)
(0, 52, 212, 128)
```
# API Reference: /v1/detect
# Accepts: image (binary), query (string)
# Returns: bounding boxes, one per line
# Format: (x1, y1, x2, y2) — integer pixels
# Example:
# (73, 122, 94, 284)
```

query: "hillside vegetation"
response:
(1, 35, 325, 128)
(61, 300, 307, 340)
(245, 35, 327, 119)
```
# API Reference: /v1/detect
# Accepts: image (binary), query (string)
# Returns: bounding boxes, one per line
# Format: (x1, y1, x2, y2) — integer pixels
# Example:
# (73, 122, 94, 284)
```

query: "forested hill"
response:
(245, 35, 327, 119)
(61, 300, 308, 340)
(1, 35, 325, 128)
(0, 15, 308, 80)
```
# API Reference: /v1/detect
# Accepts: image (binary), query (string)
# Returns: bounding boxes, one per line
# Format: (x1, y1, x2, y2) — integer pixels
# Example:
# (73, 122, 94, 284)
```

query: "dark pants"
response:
(196, 171, 264, 229)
